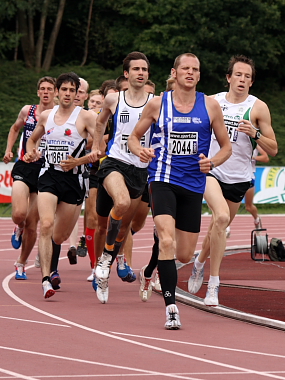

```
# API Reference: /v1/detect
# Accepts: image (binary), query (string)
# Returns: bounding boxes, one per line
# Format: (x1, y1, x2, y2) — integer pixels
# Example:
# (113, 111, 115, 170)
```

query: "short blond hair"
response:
(89, 89, 100, 98)
(166, 75, 175, 91)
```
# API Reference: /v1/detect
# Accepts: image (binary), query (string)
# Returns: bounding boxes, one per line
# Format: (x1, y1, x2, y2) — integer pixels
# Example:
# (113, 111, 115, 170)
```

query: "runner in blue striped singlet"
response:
(128, 53, 232, 329)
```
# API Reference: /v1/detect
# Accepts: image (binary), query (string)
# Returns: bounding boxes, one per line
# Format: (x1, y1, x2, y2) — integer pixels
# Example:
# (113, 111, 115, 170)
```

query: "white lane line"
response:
(3, 270, 285, 379)
(0, 367, 40, 380)
(0, 316, 70, 327)
(110, 332, 285, 359)
(0, 346, 200, 380)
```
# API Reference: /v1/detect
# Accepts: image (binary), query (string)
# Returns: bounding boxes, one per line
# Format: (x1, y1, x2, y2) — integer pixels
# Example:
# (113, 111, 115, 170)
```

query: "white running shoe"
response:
(226, 226, 231, 238)
(34, 253, 41, 268)
(165, 304, 181, 330)
(152, 271, 162, 292)
(95, 252, 112, 279)
(97, 277, 109, 304)
(139, 265, 152, 302)
(42, 280, 55, 299)
(188, 262, 204, 294)
(204, 284, 219, 306)
(87, 268, 95, 282)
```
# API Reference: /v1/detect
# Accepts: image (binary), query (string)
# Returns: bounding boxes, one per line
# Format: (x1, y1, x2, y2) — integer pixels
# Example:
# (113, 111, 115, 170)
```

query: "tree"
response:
(80, 0, 94, 67)
(0, 0, 66, 70)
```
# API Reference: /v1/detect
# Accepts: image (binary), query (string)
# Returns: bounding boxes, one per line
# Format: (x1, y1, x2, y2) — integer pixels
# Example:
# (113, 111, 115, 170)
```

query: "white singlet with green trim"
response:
(209, 92, 257, 184)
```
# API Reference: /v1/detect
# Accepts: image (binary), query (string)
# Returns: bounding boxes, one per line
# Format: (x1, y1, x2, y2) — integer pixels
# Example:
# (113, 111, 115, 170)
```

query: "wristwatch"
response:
(210, 161, 215, 170)
(253, 130, 261, 140)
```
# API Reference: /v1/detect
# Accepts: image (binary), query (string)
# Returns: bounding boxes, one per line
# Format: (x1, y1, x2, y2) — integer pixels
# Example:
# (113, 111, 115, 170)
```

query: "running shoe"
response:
(226, 226, 231, 238)
(15, 262, 27, 280)
(204, 284, 219, 306)
(121, 267, 136, 282)
(165, 304, 181, 330)
(97, 277, 109, 303)
(152, 271, 162, 292)
(87, 268, 95, 282)
(67, 246, 77, 265)
(42, 280, 55, 299)
(77, 235, 87, 257)
(92, 276, 98, 292)
(254, 217, 262, 230)
(50, 270, 61, 290)
(188, 262, 204, 294)
(34, 253, 41, 268)
(95, 252, 112, 279)
(116, 256, 136, 282)
(11, 226, 23, 249)
(139, 265, 152, 302)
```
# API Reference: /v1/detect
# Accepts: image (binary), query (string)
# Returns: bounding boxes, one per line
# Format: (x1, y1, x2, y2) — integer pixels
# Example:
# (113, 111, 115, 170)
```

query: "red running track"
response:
(1, 214, 285, 380)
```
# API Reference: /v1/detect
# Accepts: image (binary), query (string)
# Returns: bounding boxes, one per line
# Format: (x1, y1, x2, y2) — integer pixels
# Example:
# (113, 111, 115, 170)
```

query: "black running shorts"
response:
(96, 157, 148, 199)
(38, 168, 85, 205)
(149, 181, 203, 233)
(12, 160, 41, 193)
(207, 173, 251, 203)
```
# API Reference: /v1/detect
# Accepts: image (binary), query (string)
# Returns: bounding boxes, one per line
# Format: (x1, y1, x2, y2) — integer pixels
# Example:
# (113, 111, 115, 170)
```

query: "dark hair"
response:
(123, 51, 150, 73)
(56, 72, 80, 92)
(99, 79, 117, 97)
(227, 55, 256, 82)
(37, 76, 56, 90)
(145, 79, 156, 94)
(115, 75, 128, 91)
(173, 53, 199, 70)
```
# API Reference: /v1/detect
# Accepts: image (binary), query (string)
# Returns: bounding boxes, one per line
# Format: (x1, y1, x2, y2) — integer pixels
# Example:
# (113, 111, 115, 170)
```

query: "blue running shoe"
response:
(15, 263, 27, 280)
(116, 255, 136, 282)
(121, 268, 136, 283)
(50, 271, 61, 290)
(11, 226, 23, 250)
(92, 276, 98, 292)
(116, 255, 130, 278)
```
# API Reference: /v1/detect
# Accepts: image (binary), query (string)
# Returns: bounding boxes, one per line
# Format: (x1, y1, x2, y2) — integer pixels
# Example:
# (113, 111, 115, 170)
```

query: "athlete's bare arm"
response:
(254, 145, 269, 163)
(128, 97, 161, 163)
(3, 105, 30, 163)
(90, 92, 119, 161)
(237, 99, 277, 156)
(199, 96, 232, 173)
(24, 110, 50, 162)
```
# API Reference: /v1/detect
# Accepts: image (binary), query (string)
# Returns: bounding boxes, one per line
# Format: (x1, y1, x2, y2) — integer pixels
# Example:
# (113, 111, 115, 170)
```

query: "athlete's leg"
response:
(37, 192, 58, 279)
(124, 201, 150, 265)
(245, 186, 259, 220)
(197, 176, 230, 274)
(85, 187, 98, 269)
(17, 192, 39, 265)
(11, 181, 30, 228)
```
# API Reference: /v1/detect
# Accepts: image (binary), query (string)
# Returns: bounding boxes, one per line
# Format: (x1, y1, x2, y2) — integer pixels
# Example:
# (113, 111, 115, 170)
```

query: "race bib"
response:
(168, 132, 198, 155)
(225, 119, 238, 142)
(47, 145, 69, 164)
(120, 134, 146, 154)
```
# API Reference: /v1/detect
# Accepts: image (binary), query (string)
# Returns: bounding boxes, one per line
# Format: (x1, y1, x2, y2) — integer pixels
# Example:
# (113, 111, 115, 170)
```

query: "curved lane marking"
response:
(2, 268, 285, 380)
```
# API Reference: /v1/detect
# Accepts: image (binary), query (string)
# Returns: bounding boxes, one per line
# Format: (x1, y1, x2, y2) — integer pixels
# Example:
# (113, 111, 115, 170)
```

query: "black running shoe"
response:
(67, 246, 77, 264)
(77, 236, 87, 257)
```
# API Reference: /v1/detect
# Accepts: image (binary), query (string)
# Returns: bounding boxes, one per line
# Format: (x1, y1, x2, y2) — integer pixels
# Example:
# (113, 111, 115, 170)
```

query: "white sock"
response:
(195, 255, 205, 270)
(209, 275, 219, 286)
